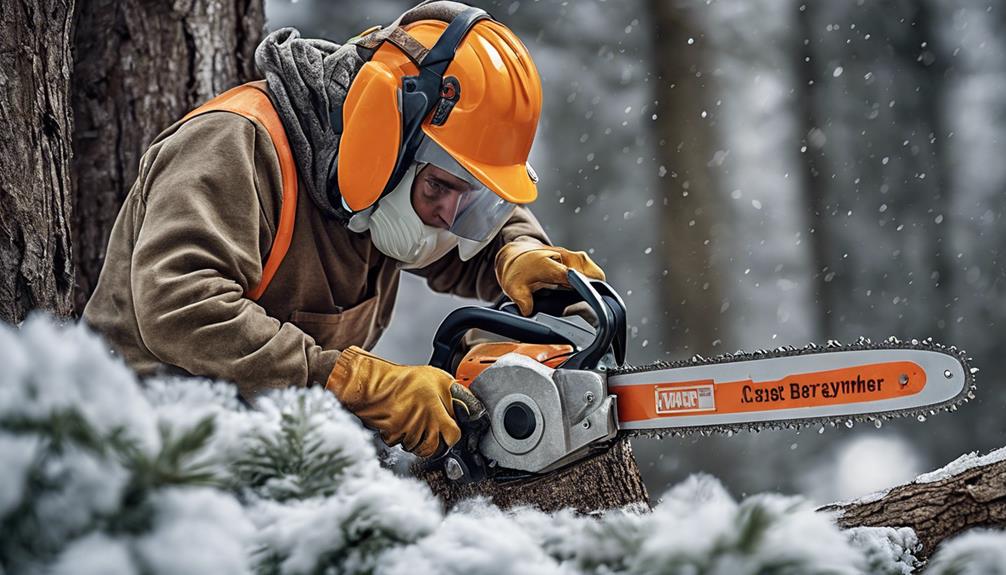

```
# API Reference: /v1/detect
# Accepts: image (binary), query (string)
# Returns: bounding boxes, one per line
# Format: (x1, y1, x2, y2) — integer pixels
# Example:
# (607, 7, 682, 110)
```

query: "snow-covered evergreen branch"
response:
(0, 316, 1002, 574)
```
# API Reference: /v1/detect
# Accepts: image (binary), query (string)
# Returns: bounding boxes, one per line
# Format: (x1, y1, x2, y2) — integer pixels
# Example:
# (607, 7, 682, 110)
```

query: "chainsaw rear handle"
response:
(428, 307, 576, 371)
(429, 269, 627, 373)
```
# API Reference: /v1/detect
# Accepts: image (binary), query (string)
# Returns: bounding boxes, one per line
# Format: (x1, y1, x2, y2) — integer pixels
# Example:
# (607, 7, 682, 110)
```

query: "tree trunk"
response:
(794, 1, 833, 336)
(648, 0, 725, 357)
(420, 436, 650, 513)
(796, 1, 948, 342)
(71, 0, 264, 313)
(823, 454, 1006, 561)
(0, 0, 77, 324)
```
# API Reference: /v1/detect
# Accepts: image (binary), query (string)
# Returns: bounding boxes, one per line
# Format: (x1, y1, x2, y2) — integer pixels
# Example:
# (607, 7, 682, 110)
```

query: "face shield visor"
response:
(413, 137, 518, 243)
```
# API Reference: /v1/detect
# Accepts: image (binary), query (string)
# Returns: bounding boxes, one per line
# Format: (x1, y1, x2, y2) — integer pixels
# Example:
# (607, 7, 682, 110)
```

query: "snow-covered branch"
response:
(823, 447, 1006, 563)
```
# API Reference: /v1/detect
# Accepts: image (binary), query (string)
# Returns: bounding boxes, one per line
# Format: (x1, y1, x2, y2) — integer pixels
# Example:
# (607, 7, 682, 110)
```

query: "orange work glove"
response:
(495, 242, 606, 316)
(326, 346, 461, 458)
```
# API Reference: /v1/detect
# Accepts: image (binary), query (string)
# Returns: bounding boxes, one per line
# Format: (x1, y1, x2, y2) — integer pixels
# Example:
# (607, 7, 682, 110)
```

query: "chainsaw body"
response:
(428, 270, 627, 481)
(467, 354, 618, 474)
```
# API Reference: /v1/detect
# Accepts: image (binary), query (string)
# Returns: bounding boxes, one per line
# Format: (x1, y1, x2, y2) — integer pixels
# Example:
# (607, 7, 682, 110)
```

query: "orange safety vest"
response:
(181, 81, 298, 301)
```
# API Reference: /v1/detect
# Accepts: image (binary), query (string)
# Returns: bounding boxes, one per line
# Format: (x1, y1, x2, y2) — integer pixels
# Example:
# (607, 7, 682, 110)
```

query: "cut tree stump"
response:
(419, 436, 649, 514)
(822, 454, 1006, 561)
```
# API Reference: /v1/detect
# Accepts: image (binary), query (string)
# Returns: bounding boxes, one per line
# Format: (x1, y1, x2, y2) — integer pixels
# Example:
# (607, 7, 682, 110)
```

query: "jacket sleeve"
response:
(129, 112, 339, 398)
(410, 205, 551, 302)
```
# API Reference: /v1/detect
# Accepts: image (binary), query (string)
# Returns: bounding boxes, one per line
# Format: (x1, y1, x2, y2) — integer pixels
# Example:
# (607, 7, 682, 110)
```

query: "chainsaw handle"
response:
(498, 270, 627, 370)
(430, 271, 628, 372)
(428, 307, 576, 371)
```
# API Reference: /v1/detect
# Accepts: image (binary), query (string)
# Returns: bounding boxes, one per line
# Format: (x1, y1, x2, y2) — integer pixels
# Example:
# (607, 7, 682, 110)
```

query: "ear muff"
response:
(336, 7, 492, 213)
(337, 62, 403, 212)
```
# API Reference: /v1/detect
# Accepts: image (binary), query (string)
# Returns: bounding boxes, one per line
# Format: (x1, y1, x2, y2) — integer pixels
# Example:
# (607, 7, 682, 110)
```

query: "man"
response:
(83, 1, 604, 459)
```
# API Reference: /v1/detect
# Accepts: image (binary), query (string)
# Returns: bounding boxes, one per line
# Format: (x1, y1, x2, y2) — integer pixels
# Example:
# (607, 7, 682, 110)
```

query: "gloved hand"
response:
(326, 346, 464, 458)
(495, 242, 606, 316)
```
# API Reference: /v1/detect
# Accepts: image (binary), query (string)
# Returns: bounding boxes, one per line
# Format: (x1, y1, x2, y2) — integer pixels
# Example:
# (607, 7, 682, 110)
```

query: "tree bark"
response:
(0, 0, 77, 324)
(420, 436, 650, 514)
(823, 455, 1006, 561)
(71, 0, 264, 313)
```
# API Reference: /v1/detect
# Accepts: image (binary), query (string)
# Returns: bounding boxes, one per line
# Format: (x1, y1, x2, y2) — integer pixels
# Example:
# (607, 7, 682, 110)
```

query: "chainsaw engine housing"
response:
(468, 354, 618, 474)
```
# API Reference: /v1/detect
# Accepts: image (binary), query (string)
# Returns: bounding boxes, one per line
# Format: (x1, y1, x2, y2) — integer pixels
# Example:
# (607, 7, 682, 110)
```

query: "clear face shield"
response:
(413, 137, 517, 243)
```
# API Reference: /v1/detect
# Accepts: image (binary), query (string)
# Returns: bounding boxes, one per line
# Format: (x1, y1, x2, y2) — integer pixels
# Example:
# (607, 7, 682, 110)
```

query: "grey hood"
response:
(254, 29, 363, 219)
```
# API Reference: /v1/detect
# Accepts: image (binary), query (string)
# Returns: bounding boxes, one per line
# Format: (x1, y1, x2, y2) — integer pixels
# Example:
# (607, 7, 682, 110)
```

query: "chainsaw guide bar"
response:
(610, 336, 977, 439)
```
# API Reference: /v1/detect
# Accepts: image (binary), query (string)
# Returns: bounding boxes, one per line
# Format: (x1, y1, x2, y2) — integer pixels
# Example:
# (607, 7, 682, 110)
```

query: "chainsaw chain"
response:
(608, 336, 979, 440)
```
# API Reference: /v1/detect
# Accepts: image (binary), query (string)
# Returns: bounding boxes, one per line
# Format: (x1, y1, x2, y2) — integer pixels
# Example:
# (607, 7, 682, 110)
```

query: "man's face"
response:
(411, 164, 476, 229)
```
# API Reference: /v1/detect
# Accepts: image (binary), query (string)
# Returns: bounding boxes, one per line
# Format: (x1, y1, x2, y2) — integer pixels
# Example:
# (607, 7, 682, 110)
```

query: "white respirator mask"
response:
(347, 137, 518, 268)
(348, 163, 459, 269)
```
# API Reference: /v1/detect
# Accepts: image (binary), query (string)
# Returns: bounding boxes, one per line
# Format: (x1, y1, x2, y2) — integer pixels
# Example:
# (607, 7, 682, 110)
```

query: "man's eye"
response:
(426, 179, 446, 197)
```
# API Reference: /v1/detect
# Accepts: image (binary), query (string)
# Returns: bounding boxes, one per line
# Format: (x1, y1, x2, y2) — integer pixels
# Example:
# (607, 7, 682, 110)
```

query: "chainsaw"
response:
(429, 270, 978, 484)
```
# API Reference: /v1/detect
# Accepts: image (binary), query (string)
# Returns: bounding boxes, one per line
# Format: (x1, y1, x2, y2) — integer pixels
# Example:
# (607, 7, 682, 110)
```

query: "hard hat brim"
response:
(423, 127, 538, 205)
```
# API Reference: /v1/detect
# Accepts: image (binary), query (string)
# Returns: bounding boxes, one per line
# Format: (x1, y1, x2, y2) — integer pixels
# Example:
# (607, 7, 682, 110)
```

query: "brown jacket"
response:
(82, 111, 548, 398)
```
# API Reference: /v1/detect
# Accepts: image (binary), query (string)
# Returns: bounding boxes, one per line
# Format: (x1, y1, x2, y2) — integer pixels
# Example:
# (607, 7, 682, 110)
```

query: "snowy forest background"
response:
(3, 0, 1006, 571)
(267, 0, 1006, 504)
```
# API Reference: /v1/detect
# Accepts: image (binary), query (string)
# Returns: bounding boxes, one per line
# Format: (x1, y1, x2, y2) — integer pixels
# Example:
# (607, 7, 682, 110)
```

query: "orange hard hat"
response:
(336, 7, 542, 213)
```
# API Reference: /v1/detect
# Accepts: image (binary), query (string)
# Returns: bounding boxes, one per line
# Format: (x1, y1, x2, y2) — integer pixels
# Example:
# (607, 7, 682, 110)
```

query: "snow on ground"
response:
(845, 527, 919, 575)
(925, 530, 1006, 575)
(0, 315, 1001, 574)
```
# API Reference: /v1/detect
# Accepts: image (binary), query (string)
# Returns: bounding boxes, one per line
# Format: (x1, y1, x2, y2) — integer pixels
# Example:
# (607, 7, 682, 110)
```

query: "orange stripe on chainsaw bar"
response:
(613, 361, 926, 422)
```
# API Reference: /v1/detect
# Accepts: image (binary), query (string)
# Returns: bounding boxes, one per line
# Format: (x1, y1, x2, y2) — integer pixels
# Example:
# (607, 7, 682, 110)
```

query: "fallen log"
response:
(822, 448, 1006, 561)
